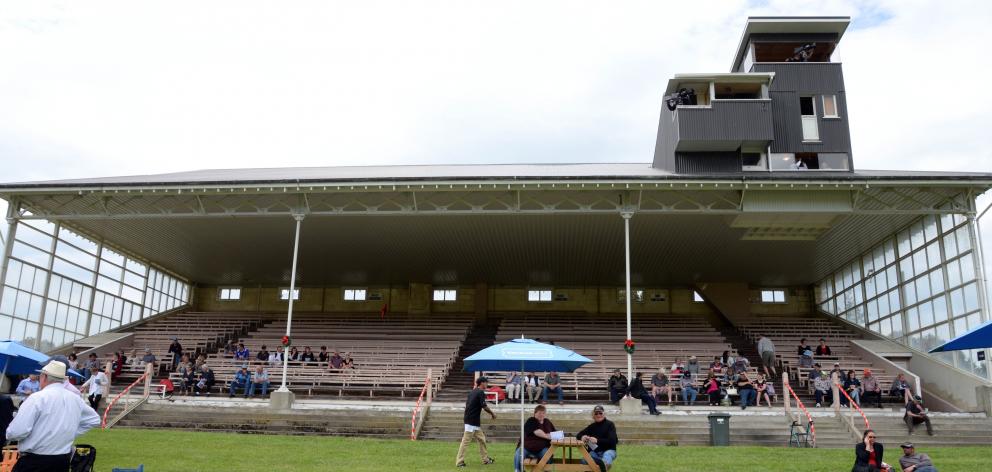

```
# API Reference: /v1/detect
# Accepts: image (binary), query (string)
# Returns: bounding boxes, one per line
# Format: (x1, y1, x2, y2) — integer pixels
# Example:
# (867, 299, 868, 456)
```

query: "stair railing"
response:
(833, 375, 870, 441)
(782, 373, 816, 447)
(409, 367, 434, 440)
(102, 363, 153, 429)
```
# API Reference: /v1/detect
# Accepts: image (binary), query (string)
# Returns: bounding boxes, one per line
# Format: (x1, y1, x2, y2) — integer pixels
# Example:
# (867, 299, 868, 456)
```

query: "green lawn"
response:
(77, 428, 988, 472)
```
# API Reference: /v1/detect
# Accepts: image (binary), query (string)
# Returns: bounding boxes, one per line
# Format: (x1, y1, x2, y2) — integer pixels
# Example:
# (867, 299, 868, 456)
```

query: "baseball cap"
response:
(592, 405, 605, 414)
(900, 442, 915, 449)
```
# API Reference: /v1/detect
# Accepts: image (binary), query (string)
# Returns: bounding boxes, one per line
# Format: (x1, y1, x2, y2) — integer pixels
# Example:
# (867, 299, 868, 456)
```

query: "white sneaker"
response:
(815, 403, 821, 407)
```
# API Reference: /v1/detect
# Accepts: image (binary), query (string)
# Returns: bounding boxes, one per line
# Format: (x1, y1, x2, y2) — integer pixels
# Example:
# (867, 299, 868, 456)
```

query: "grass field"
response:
(76, 428, 989, 472)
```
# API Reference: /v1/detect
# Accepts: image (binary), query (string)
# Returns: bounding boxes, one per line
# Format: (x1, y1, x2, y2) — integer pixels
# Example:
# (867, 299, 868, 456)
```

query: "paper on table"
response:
(550, 431, 565, 441)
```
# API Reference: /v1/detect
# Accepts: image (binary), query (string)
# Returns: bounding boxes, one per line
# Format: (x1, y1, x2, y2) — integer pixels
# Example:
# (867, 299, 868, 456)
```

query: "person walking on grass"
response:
(456, 376, 496, 468)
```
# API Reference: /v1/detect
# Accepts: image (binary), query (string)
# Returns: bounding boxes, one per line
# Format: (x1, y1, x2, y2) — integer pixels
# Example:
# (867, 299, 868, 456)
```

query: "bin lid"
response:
(708, 412, 731, 418)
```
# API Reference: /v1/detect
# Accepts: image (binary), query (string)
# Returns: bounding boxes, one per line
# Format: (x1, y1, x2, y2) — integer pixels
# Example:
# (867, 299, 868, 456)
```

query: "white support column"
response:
(32, 221, 60, 350)
(967, 214, 992, 381)
(0, 205, 18, 319)
(273, 214, 304, 409)
(622, 211, 634, 380)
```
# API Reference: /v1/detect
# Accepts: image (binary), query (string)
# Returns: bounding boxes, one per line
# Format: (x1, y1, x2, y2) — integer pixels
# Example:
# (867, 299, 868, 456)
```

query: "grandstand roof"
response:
(1, 164, 989, 287)
(1, 163, 991, 189)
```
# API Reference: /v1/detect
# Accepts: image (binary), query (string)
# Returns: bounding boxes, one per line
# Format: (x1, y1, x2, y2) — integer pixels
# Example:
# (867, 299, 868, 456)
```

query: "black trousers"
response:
(12, 452, 71, 472)
(88, 393, 102, 411)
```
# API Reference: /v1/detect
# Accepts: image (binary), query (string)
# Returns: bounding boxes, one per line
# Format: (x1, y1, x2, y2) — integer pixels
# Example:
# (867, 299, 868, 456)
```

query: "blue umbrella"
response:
(0, 340, 49, 379)
(929, 320, 992, 353)
(463, 337, 592, 468)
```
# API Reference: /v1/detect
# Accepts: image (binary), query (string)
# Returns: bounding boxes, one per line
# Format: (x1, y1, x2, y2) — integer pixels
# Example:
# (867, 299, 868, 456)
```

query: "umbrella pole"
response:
(520, 361, 525, 471)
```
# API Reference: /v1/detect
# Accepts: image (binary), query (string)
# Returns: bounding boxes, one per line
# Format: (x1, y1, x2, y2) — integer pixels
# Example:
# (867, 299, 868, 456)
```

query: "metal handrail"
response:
(784, 380, 816, 447)
(102, 366, 151, 429)
(834, 381, 871, 436)
(409, 368, 433, 440)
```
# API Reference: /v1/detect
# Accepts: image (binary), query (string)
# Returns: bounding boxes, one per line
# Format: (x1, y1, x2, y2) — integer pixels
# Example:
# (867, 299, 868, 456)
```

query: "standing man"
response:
(5, 361, 101, 471)
(577, 405, 618, 472)
(898, 442, 938, 472)
(14, 374, 39, 399)
(756, 334, 777, 377)
(87, 368, 108, 411)
(456, 377, 496, 468)
(168, 337, 183, 370)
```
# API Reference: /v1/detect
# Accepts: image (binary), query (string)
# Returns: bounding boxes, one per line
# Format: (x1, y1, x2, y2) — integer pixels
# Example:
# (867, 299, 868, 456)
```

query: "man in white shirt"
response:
(87, 369, 109, 411)
(6, 360, 101, 471)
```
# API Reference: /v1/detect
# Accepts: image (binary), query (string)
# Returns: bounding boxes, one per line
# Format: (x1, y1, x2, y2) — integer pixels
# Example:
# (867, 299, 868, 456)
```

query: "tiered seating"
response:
(738, 314, 901, 400)
(492, 313, 753, 401)
(196, 313, 472, 398)
(104, 312, 267, 379)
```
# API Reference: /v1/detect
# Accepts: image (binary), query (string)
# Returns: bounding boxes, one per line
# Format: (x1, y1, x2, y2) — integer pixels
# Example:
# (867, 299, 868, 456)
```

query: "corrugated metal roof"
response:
(1, 163, 990, 189)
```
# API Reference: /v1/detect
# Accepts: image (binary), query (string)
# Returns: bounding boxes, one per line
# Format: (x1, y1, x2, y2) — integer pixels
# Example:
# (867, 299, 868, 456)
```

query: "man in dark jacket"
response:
(627, 373, 660, 415)
(577, 405, 618, 472)
(607, 369, 628, 404)
(0, 393, 14, 447)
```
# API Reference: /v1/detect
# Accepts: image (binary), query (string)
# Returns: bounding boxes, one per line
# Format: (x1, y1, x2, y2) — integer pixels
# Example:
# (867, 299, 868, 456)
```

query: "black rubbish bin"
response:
(708, 412, 731, 446)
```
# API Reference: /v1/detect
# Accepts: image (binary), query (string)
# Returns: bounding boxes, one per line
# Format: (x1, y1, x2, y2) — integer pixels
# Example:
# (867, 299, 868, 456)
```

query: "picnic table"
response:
(524, 438, 599, 472)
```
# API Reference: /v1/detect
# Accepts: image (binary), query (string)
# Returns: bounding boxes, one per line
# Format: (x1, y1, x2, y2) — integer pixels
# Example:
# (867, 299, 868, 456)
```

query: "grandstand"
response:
(1, 15, 992, 451)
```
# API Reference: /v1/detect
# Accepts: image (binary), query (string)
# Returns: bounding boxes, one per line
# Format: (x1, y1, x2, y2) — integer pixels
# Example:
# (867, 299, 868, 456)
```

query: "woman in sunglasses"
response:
(852, 429, 892, 472)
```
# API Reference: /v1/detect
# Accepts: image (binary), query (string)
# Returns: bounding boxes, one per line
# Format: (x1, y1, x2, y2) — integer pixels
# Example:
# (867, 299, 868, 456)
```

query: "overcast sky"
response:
(0, 1, 990, 274)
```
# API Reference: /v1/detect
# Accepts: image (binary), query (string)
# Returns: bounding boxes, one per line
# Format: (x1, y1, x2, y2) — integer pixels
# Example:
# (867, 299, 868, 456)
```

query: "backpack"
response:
(70, 444, 96, 472)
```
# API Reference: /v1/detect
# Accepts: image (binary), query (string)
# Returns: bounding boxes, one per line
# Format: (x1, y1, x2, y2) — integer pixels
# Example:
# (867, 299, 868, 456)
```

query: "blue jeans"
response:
(248, 381, 270, 396)
(739, 388, 755, 407)
(513, 447, 549, 472)
(681, 387, 697, 404)
(228, 381, 248, 396)
(915, 467, 937, 472)
(542, 386, 563, 403)
(581, 449, 616, 470)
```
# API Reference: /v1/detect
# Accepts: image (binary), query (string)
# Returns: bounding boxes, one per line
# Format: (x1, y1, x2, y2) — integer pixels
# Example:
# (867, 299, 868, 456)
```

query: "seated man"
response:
(234, 343, 250, 361)
(194, 365, 216, 396)
(228, 366, 251, 397)
(607, 369, 628, 405)
(815, 338, 832, 356)
(898, 442, 938, 472)
(650, 368, 673, 405)
(627, 372, 660, 415)
(329, 350, 344, 370)
(904, 396, 933, 436)
(256, 345, 270, 362)
(318, 346, 329, 364)
(679, 371, 698, 405)
(861, 369, 883, 408)
(141, 348, 157, 368)
(15, 374, 40, 399)
(811, 367, 832, 408)
(300, 346, 316, 364)
(577, 405, 617, 472)
(248, 366, 271, 397)
(542, 372, 563, 405)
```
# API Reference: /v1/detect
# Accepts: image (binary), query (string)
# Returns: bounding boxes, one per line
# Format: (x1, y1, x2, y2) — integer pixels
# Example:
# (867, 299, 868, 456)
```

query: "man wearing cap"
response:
(5, 360, 101, 471)
(455, 376, 496, 468)
(898, 442, 937, 472)
(577, 405, 618, 472)
(904, 396, 933, 436)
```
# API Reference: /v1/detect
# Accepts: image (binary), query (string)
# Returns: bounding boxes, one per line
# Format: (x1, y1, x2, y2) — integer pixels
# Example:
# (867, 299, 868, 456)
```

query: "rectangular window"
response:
(822, 95, 838, 117)
(693, 291, 705, 303)
(432, 289, 457, 302)
(741, 152, 766, 171)
(800, 96, 819, 140)
(343, 288, 366, 301)
(617, 289, 644, 304)
(760, 289, 786, 303)
(279, 288, 300, 301)
(527, 289, 552, 302)
(218, 287, 241, 301)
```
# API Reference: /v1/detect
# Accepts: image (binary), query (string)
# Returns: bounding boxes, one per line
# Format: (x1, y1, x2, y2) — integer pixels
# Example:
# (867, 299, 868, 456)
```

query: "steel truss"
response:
(3, 180, 980, 220)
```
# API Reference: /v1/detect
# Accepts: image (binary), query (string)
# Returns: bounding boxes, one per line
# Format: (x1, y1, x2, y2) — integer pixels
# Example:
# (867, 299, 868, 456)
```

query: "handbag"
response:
(726, 387, 738, 396)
